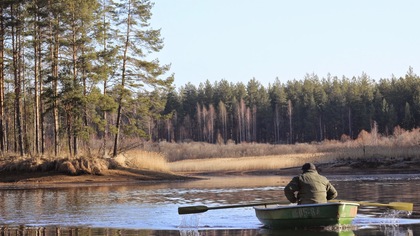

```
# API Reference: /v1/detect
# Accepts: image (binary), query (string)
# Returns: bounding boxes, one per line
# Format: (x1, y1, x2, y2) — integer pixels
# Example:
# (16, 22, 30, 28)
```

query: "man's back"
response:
(284, 164, 337, 204)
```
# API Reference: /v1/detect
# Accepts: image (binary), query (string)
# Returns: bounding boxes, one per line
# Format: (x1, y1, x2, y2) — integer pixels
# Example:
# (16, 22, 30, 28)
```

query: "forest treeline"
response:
(1, 1, 420, 159)
(0, 0, 173, 157)
(162, 70, 420, 145)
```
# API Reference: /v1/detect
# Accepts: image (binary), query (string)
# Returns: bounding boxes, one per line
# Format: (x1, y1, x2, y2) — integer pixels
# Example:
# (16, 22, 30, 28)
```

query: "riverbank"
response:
(0, 156, 418, 188)
(0, 154, 193, 188)
(275, 160, 420, 176)
(0, 168, 194, 188)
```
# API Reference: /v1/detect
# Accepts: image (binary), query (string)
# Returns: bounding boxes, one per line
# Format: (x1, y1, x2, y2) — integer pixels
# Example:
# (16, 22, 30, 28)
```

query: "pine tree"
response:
(111, 0, 172, 157)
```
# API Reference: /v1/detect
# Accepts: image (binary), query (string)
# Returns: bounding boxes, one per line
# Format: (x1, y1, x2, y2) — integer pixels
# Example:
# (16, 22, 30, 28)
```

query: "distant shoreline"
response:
(0, 157, 417, 189)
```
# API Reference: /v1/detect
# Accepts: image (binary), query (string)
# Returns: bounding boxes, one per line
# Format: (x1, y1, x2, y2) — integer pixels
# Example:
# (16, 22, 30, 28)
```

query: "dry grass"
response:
(114, 150, 171, 172)
(0, 150, 171, 176)
(166, 143, 420, 174)
(1, 127, 419, 176)
(150, 127, 420, 174)
(143, 127, 420, 159)
(169, 153, 334, 173)
(144, 142, 320, 162)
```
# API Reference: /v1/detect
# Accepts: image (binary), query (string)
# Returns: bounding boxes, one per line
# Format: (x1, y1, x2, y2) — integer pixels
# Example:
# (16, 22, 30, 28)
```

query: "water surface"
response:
(0, 174, 419, 235)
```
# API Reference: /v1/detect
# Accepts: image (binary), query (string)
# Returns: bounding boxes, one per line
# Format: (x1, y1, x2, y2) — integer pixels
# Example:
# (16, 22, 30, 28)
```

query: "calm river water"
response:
(0, 174, 420, 235)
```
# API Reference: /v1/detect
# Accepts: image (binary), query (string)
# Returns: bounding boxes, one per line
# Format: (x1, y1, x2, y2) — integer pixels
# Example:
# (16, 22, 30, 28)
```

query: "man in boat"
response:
(284, 163, 337, 205)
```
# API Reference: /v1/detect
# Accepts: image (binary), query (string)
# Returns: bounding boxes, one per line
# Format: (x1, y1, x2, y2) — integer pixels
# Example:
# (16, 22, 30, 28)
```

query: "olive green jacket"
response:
(284, 170, 338, 204)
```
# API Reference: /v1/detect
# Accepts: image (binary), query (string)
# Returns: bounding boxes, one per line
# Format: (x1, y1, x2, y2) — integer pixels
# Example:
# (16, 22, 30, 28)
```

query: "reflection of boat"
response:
(254, 202, 359, 229)
(258, 228, 355, 236)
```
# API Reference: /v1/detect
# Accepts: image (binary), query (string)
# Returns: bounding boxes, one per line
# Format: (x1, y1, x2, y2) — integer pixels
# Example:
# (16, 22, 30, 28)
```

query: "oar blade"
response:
(178, 205, 208, 215)
(330, 200, 414, 211)
(389, 202, 413, 211)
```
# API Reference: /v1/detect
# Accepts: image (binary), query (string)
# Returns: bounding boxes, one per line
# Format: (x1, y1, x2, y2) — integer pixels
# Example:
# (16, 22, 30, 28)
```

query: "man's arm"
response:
(326, 182, 338, 200)
(284, 177, 299, 203)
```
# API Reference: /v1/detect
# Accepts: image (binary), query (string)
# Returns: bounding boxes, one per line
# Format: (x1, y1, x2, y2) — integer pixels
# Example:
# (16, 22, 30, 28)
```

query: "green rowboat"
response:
(254, 202, 359, 229)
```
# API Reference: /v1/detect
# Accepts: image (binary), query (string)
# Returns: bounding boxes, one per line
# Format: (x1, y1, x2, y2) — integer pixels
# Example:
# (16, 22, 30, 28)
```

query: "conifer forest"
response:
(1, 0, 420, 157)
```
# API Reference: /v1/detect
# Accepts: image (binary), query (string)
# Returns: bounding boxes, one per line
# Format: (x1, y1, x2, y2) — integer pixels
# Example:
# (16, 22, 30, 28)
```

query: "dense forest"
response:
(161, 70, 420, 145)
(0, 0, 173, 157)
(1, 0, 419, 158)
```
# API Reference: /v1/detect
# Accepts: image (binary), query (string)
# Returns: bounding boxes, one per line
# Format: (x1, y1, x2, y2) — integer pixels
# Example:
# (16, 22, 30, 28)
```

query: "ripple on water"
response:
(354, 210, 420, 227)
(179, 214, 201, 229)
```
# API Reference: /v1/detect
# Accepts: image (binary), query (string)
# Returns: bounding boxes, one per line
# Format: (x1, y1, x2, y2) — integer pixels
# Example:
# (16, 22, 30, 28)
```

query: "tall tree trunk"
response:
(0, 5, 5, 152)
(11, 4, 24, 156)
(113, 1, 132, 157)
(252, 105, 257, 142)
(103, 77, 108, 156)
(196, 103, 202, 141)
(166, 119, 171, 142)
(274, 104, 280, 143)
(348, 107, 352, 138)
(40, 37, 45, 155)
(218, 101, 227, 144)
(71, 16, 77, 157)
(208, 104, 214, 143)
(81, 47, 88, 156)
(246, 107, 251, 142)
(51, 16, 60, 156)
(33, 3, 41, 154)
(20, 22, 29, 154)
(318, 114, 323, 141)
(236, 101, 242, 143)
(67, 111, 72, 157)
(101, 0, 108, 157)
(113, 103, 122, 157)
(288, 99, 293, 144)
(240, 99, 246, 142)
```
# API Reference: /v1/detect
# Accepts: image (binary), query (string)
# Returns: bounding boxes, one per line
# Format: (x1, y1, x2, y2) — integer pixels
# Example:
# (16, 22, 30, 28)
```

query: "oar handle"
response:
(208, 201, 283, 210)
(178, 201, 288, 215)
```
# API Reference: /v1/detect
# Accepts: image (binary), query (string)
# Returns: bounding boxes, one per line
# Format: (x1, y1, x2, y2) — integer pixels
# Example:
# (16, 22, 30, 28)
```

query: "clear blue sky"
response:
(150, 1, 420, 88)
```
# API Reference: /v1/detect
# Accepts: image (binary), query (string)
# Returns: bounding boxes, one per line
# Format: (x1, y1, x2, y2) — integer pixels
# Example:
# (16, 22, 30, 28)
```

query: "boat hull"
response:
(254, 202, 359, 229)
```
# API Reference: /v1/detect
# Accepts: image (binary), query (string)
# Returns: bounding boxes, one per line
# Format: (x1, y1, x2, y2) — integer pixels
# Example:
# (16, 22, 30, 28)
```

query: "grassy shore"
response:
(154, 128, 420, 174)
(0, 128, 419, 185)
(144, 128, 420, 163)
(0, 150, 189, 186)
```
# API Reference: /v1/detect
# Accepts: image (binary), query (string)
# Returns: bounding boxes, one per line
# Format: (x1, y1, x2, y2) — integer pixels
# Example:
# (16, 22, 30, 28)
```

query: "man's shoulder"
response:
(302, 170, 318, 175)
(304, 171, 329, 180)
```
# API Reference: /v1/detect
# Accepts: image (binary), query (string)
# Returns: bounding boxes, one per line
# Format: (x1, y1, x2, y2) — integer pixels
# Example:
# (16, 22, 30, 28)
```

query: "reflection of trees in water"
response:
(0, 176, 419, 234)
(336, 180, 418, 212)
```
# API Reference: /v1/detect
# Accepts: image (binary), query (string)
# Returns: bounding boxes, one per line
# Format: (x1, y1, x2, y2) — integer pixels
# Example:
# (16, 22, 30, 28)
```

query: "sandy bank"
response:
(0, 157, 418, 188)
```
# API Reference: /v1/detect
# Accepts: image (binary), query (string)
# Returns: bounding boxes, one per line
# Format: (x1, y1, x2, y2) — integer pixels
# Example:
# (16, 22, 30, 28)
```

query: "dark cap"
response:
(301, 163, 316, 171)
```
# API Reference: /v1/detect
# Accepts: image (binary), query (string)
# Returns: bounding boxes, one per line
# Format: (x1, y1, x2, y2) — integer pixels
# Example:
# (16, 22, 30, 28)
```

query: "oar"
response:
(178, 201, 286, 215)
(330, 200, 413, 211)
